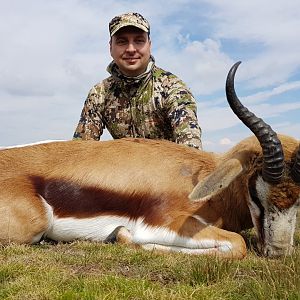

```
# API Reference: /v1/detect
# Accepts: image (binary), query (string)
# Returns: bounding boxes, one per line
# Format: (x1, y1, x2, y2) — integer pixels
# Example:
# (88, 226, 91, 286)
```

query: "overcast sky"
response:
(1, 0, 300, 152)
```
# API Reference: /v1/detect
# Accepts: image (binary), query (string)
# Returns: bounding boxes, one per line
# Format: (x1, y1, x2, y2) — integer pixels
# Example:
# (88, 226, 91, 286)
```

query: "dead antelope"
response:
(0, 62, 299, 259)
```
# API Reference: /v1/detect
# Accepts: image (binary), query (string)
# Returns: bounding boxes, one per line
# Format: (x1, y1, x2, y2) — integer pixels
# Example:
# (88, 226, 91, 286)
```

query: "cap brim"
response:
(110, 22, 149, 36)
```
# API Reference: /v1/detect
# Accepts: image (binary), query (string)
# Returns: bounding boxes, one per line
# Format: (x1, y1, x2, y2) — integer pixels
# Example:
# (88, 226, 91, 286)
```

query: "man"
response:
(73, 12, 202, 149)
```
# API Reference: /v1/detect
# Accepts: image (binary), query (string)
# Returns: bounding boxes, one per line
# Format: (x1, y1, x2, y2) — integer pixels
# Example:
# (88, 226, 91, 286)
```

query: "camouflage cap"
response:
(109, 12, 150, 37)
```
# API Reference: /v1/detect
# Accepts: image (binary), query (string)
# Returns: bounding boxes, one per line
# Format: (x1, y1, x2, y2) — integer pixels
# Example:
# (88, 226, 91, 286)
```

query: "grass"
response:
(0, 219, 299, 300)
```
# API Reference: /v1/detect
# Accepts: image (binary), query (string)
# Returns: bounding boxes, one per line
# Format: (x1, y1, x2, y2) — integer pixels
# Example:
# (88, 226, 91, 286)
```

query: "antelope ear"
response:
(189, 158, 243, 202)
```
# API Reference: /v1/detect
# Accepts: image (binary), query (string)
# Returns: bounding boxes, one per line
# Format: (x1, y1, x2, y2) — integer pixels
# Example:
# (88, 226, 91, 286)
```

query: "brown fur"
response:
(269, 181, 300, 209)
(0, 176, 49, 244)
(0, 135, 299, 258)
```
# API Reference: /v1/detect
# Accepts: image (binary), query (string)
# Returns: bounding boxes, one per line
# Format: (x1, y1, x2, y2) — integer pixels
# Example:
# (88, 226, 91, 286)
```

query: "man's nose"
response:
(126, 43, 136, 52)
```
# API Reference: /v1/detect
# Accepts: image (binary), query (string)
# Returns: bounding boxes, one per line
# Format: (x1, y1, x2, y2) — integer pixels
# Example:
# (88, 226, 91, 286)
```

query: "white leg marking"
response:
(141, 244, 220, 254)
(31, 197, 54, 244)
(192, 214, 211, 226)
(31, 232, 45, 244)
(132, 223, 232, 252)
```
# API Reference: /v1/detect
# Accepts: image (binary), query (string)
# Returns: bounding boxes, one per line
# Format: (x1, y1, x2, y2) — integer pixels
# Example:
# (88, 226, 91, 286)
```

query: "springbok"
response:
(0, 62, 299, 259)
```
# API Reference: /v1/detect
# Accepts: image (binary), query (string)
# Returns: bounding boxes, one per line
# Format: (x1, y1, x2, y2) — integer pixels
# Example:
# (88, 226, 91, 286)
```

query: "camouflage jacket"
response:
(73, 57, 202, 149)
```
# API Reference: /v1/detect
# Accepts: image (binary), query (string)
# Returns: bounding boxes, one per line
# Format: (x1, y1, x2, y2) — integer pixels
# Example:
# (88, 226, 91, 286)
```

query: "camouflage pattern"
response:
(109, 12, 150, 37)
(73, 57, 202, 149)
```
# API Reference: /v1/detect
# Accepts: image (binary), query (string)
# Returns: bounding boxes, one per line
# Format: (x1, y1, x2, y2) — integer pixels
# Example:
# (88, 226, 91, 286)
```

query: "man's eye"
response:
(116, 40, 127, 45)
(136, 39, 145, 44)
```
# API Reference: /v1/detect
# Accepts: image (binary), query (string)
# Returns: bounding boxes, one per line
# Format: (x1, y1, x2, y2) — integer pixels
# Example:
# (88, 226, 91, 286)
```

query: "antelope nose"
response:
(264, 244, 294, 258)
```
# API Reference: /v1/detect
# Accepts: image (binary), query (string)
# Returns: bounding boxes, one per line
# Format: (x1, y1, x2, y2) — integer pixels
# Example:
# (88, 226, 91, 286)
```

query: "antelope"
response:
(0, 62, 299, 259)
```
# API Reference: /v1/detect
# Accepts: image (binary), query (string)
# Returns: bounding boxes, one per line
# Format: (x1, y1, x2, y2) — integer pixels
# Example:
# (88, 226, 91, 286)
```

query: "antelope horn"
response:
(291, 146, 300, 183)
(226, 61, 284, 183)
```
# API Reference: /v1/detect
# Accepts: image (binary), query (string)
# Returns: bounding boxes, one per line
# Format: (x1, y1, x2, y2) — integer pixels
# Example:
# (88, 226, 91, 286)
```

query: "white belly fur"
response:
(39, 198, 232, 253)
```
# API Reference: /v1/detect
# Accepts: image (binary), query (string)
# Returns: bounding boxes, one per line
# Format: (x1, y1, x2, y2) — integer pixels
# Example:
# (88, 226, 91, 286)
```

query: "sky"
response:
(1, 0, 300, 152)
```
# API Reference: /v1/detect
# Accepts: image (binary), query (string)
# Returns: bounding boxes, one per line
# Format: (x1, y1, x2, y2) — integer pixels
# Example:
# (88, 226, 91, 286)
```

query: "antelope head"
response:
(226, 62, 300, 257)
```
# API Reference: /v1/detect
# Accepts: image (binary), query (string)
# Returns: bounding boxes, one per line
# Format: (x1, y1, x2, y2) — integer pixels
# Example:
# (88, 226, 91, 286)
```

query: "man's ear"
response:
(189, 158, 244, 202)
(109, 39, 112, 54)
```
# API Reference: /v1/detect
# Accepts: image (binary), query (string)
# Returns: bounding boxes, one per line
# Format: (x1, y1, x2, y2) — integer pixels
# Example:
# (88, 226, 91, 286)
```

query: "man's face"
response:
(110, 26, 151, 77)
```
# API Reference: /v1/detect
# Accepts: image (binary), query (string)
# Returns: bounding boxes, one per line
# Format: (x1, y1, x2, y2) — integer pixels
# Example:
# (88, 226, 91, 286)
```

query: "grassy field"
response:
(1, 221, 299, 300)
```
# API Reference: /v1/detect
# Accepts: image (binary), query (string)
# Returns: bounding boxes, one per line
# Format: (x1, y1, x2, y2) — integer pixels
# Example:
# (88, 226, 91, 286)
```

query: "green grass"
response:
(0, 218, 299, 300)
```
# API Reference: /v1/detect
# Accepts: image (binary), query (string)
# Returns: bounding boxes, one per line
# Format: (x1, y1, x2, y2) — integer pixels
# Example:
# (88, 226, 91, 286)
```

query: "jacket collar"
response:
(107, 56, 155, 85)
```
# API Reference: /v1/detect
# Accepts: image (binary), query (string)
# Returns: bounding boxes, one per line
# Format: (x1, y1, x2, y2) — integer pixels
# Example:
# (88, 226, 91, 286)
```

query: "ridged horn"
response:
(291, 147, 300, 183)
(226, 61, 284, 183)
